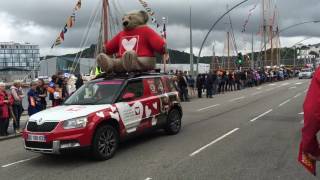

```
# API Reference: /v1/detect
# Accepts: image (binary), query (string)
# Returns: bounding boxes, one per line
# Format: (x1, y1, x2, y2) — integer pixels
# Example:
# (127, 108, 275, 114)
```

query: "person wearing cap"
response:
(0, 83, 13, 136)
(27, 81, 42, 116)
(10, 81, 24, 133)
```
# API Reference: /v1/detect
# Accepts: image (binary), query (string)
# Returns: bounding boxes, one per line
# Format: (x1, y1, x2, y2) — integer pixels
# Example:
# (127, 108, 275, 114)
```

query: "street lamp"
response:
(196, 0, 249, 75)
(279, 20, 320, 34)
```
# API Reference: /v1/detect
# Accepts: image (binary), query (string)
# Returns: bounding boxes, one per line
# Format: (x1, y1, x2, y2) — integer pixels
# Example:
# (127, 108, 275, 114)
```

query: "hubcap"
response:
(98, 129, 116, 157)
(170, 112, 181, 131)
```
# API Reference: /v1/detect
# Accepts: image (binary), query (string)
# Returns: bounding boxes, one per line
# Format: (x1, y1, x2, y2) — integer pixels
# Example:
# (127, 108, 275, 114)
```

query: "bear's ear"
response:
(139, 10, 149, 24)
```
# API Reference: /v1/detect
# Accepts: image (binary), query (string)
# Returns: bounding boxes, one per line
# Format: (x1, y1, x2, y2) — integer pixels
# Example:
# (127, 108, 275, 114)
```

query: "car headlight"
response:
(63, 117, 87, 130)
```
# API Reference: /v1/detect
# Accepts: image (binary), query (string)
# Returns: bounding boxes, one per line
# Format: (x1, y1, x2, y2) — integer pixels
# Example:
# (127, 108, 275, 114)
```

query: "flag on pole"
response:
(51, 0, 82, 48)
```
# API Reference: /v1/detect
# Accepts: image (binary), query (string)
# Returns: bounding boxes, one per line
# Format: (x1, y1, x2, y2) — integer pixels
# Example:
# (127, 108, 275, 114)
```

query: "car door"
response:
(144, 77, 166, 127)
(115, 79, 147, 134)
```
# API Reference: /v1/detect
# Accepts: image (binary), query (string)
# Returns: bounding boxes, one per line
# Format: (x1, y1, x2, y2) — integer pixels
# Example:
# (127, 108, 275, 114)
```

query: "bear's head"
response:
(122, 10, 149, 30)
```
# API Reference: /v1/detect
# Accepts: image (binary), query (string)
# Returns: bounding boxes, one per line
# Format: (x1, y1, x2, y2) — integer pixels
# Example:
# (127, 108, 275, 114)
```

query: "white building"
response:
(39, 57, 96, 77)
(0, 42, 40, 82)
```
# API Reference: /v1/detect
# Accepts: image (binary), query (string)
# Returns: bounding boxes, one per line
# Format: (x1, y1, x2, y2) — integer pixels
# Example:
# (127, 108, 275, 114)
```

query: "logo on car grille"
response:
(36, 118, 45, 125)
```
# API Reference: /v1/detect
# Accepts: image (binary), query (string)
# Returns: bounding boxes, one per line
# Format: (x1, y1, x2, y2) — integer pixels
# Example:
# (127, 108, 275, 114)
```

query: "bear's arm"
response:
(104, 33, 121, 55)
(146, 27, 166, 54)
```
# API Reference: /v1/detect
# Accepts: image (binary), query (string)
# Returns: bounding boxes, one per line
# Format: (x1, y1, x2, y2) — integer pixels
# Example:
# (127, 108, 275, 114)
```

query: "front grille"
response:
(27, 122, 59, 132)
(25, 141, 53, 149)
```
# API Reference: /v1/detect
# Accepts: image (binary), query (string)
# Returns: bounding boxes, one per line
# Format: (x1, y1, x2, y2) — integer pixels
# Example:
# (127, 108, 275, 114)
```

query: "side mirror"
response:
(122, 92, 135, 101)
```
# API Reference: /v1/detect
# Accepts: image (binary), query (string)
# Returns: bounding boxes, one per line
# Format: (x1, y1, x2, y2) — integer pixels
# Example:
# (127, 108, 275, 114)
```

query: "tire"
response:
(92, 125, 119, 161)
(165, 109, 182, 135)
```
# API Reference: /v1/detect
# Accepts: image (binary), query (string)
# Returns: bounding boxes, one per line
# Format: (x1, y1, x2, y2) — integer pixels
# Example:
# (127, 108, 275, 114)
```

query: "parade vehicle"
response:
(22, 73, 182, 160)
(299, 68, 314, 79)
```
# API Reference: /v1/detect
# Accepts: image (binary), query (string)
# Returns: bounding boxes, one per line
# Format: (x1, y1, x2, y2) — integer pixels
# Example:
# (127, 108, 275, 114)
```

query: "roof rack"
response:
(93, 69, 167, 80)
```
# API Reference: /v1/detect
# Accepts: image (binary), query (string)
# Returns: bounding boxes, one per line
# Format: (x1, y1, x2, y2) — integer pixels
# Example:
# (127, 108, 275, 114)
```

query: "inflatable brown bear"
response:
(97, 10, 168, 73)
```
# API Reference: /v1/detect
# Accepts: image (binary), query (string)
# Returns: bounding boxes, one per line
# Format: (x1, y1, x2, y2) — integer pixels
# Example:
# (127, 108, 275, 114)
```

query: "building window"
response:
(14, 63, 19, 67)
(12, 50, 19, 53)
(8, 63, 13, 67)
(19, 50, 25, 54)
(5, 54, 11, 58)
(0, 50, 4, 53)
(5, 49, 11, 53)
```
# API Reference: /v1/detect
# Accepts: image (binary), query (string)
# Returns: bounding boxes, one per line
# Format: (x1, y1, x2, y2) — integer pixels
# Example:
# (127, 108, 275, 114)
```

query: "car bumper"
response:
(23, 126, 93, 154)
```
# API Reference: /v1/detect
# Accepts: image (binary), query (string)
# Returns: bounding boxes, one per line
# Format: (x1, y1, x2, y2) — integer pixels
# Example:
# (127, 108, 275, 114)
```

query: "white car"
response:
(299, 69, 314, 79)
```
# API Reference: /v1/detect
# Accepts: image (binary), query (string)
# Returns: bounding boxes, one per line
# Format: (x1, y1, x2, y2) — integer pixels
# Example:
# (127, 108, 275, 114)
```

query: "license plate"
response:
(27, 134, 46, 142)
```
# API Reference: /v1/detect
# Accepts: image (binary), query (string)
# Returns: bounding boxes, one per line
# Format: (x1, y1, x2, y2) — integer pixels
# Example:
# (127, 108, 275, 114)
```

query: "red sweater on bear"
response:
(301, 67, 320, 156)
(105, 26, 166, 58)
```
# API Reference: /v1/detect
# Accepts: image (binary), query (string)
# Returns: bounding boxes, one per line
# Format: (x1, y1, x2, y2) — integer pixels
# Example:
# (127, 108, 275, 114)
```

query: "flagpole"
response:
(189, 3, 194, 76)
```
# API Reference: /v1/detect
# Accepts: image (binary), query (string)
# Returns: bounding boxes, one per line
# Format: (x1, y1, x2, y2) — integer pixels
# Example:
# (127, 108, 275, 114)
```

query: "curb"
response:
(0, 133, 22, 142)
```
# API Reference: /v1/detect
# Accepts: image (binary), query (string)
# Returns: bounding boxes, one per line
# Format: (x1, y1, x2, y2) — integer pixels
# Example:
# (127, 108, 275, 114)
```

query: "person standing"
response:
(37, 79, 47, 110)
(75, 74, 84, 90)
(196, 74, 203, 98)
(187, 75, 195, 97)
(28, 81, 42, 116)
(177, 72, 189, 102)
(206, 72, 214, 98)
(0, 83, 13, 136)
(10, 81, 24, 133)
(212, 71, 218, 95)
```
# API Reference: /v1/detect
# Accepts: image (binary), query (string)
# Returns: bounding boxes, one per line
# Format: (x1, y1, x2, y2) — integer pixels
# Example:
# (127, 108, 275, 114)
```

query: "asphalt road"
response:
(0, 78, 316, 180)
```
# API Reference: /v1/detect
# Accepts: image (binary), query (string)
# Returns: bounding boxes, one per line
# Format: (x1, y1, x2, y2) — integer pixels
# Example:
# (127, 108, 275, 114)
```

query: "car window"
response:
(122, 80, 144, 99)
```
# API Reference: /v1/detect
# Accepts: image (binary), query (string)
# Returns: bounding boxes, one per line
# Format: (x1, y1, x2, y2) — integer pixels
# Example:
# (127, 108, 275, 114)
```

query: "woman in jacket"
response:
(10, 81, 24, 133)
(28, 81, 42, 116)
(36, 79, 47, 110)
(0, 83, 13, 136)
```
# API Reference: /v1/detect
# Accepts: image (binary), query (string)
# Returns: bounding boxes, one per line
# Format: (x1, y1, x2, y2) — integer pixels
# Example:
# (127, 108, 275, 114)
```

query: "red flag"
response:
(60, 31, 65, 41)
(298, 143, 316, 176)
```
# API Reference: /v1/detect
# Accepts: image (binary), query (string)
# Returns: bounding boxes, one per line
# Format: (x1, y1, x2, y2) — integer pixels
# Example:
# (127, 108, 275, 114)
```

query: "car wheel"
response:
(165, 109, 182, 135)
(92, 125, 119, 160)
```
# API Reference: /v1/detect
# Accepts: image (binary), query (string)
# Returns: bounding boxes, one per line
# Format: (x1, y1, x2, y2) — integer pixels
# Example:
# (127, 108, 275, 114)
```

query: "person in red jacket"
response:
(299, 67, 320, 175)
(0, 82, 14, 136)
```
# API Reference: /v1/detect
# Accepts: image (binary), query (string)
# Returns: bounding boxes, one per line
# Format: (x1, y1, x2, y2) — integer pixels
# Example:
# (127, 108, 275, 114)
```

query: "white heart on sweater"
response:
(122, 38, 137, 51)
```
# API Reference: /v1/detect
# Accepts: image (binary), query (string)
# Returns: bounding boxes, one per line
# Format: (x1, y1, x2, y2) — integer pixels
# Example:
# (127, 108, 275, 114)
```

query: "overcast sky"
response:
(1, 0, 320, 57)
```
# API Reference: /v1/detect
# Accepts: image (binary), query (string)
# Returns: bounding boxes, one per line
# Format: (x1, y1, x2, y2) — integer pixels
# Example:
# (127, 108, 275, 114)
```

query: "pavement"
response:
(0, 78, 317, 180)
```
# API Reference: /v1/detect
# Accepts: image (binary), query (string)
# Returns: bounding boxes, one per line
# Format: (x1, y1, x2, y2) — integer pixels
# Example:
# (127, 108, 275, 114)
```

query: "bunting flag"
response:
(138, 0, 161, 29)
(241, 3, 258, 33)
(51, 0, 82, 48)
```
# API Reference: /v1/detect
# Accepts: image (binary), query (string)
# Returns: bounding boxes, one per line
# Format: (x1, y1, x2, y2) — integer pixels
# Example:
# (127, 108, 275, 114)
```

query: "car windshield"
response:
(64, 80, 123, 105)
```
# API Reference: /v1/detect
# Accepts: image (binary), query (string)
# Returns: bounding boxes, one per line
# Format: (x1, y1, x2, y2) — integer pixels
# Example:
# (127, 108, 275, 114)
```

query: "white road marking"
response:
(289, 86, 297, 90)
(279, 99, 291, 107)
(252, 91, 263, 96)
(298, 112, 304, 115)
(197, 104, 220, 112)
(269, 83, 276, 86)
(228, 96, 245, 102)
(145, 178, 152, 180)
(295, 82, 303, 85)
(281, 82, 290, 86)
(256, 87, 262, 90)
(189, 128, 239, 157)
(250, 109, 273, 122)
(1, 157, 38, 168)
(294, 93, 302, 98)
